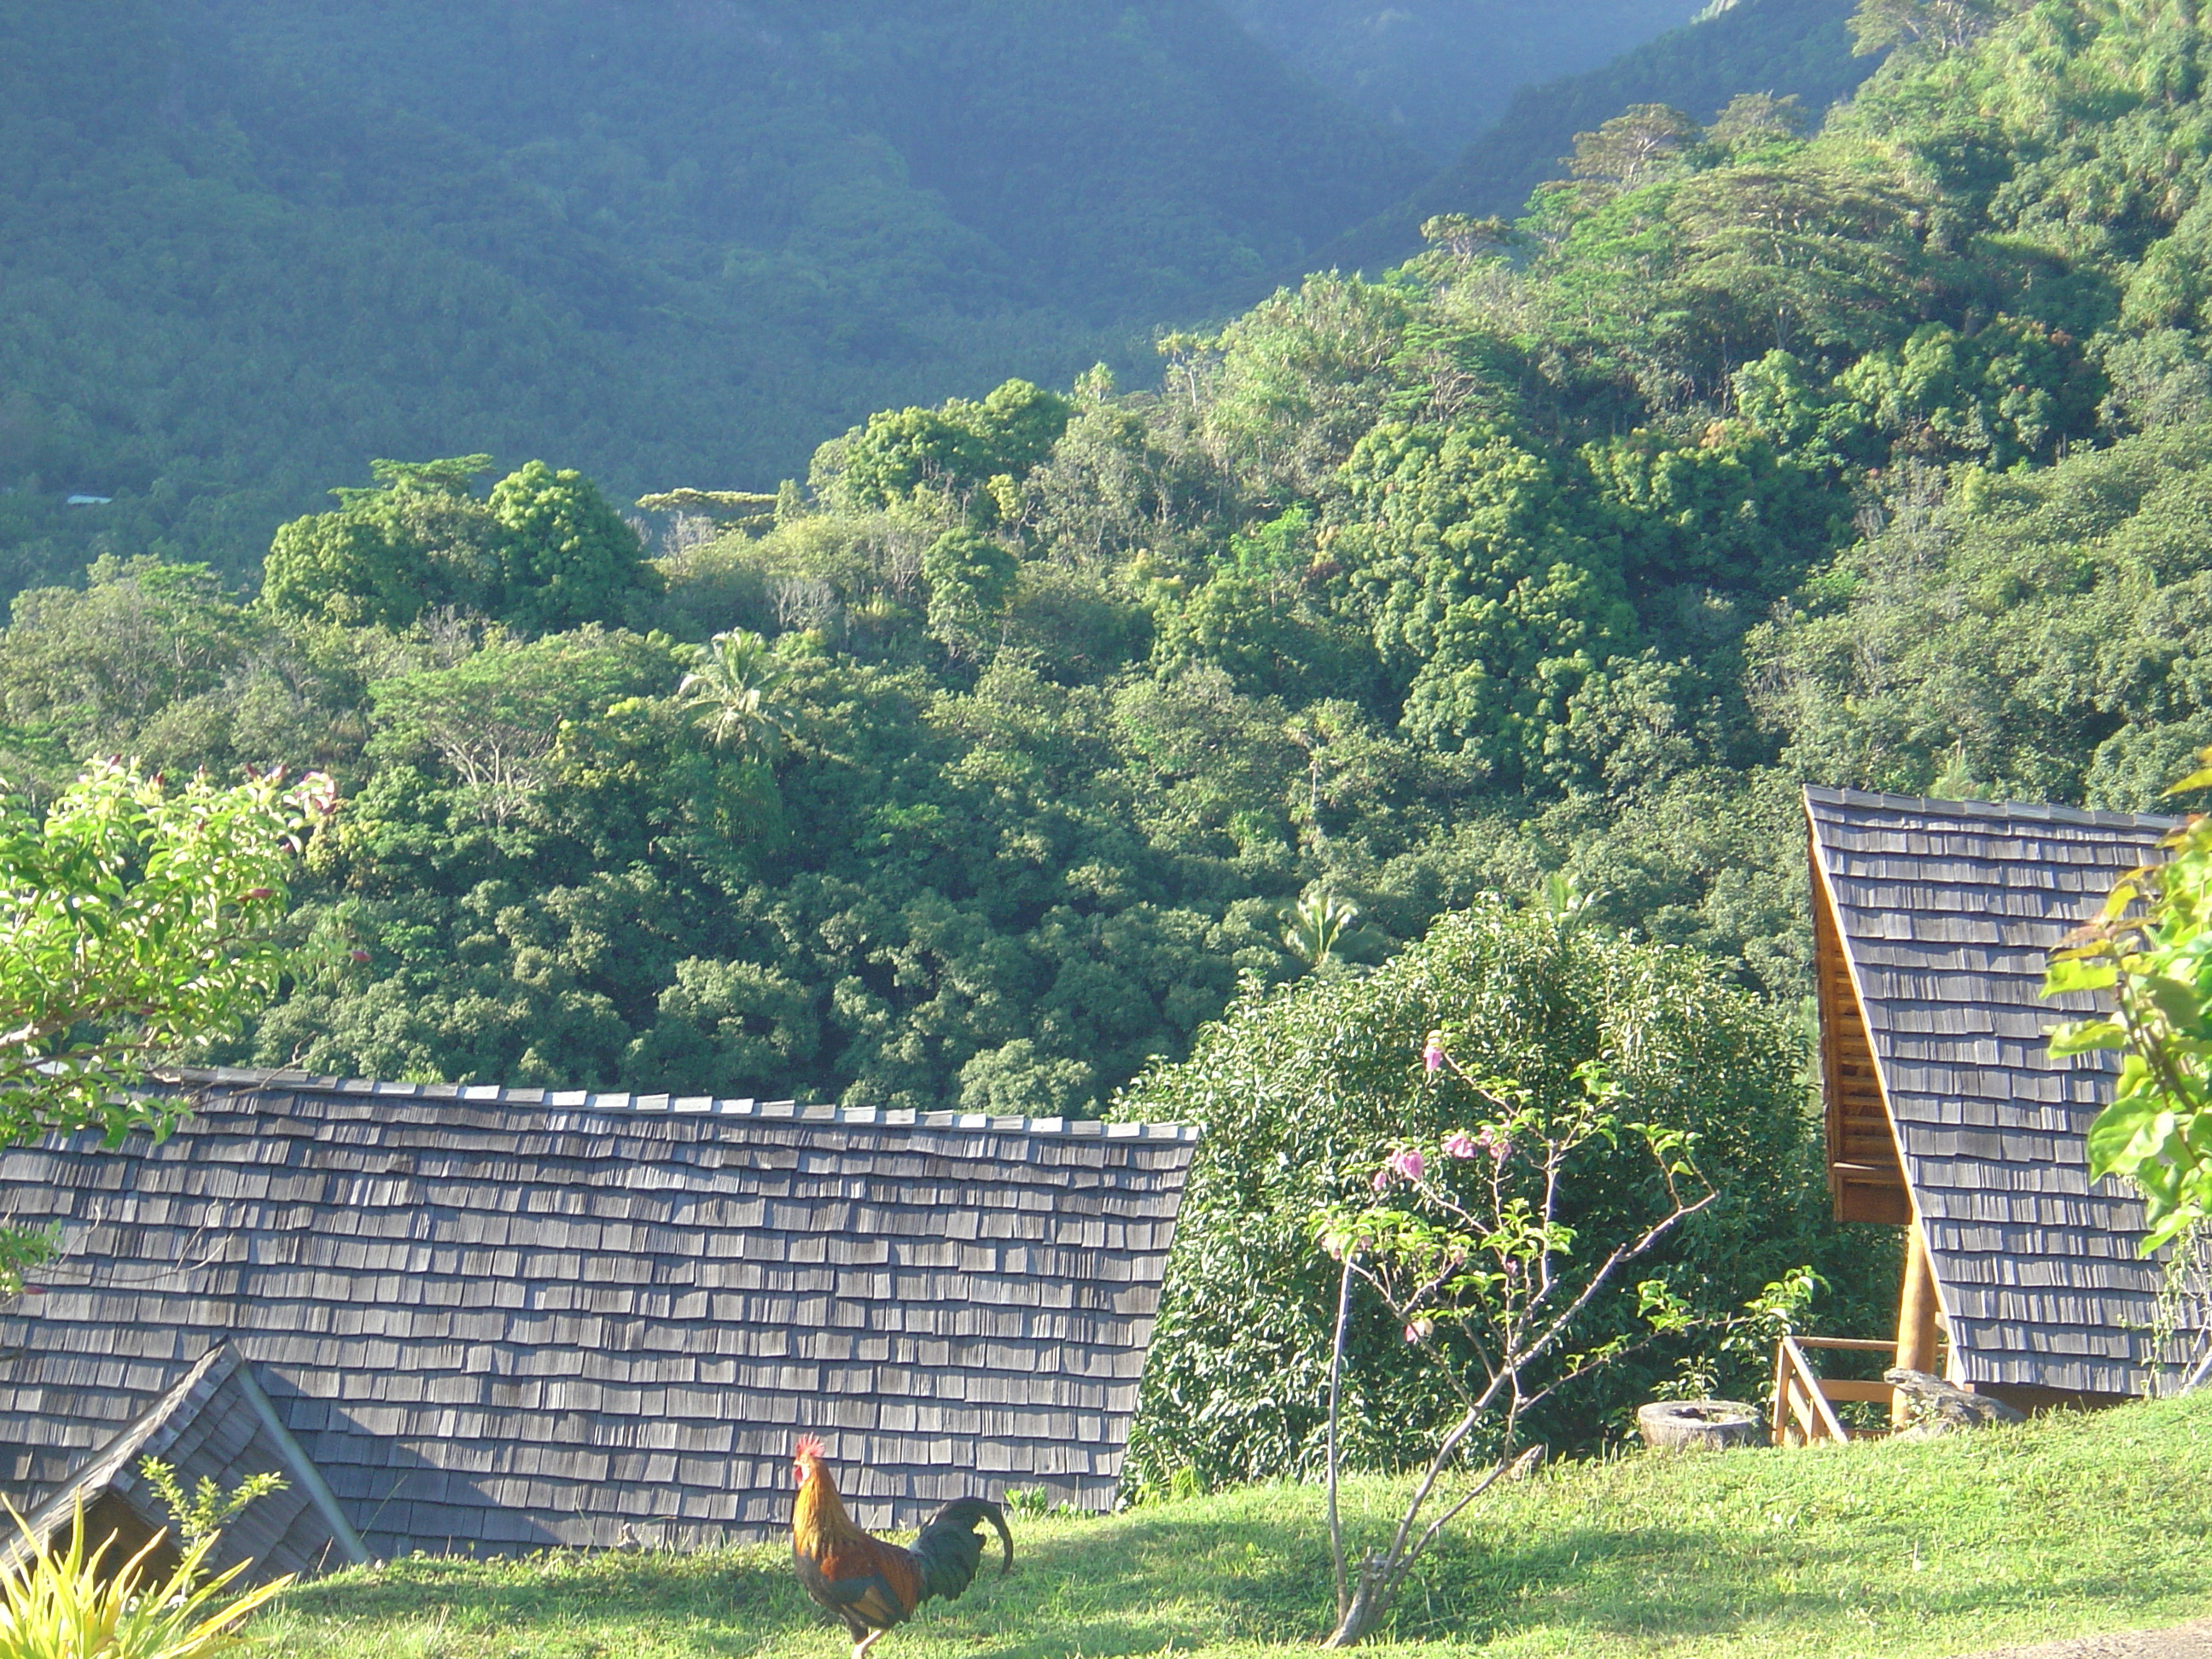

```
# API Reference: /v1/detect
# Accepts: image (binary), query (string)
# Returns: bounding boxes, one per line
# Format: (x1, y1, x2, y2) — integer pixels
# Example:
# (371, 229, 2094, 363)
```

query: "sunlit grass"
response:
(253, 1391, 2212, 1657)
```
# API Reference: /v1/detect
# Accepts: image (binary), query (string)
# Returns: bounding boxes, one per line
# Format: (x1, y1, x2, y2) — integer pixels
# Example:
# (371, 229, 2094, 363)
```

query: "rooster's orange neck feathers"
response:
(793, 1452, 864, 1557)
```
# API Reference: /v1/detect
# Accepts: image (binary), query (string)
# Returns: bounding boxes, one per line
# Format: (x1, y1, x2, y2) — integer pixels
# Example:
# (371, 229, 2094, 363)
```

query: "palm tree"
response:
(1282, 888, 1365, 972)
(678, 630, 795, 765)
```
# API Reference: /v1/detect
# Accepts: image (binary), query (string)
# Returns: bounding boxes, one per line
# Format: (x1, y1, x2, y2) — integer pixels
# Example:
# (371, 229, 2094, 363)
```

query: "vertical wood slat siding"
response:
(1813, 850, 1910, 1225)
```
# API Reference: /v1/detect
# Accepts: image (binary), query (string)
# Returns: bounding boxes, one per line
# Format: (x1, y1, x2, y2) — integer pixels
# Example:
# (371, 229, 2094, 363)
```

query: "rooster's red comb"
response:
(793, 1434, 828, 1460)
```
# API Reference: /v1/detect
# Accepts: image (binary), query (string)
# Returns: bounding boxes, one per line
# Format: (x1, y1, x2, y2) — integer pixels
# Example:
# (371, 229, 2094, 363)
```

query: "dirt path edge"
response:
(1947, 1620, 2212, 1658)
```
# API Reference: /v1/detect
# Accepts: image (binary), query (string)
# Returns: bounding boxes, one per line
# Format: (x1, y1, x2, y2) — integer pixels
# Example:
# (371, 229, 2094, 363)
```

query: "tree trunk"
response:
(1324, 1254, 1355, 1627)
(1322, 1553, 1400, 1648)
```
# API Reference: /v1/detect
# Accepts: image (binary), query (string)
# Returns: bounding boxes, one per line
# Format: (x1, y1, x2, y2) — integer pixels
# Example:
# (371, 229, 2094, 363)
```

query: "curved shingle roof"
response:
(0, 1073, 1199, 1559)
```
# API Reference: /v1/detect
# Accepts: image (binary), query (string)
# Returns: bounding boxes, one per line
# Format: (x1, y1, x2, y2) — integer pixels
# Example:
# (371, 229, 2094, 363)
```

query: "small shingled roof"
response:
(1806, 785, 2184, 1396)
(4, 1344, 362, 1584)
(0, 1073, 1200, 1559)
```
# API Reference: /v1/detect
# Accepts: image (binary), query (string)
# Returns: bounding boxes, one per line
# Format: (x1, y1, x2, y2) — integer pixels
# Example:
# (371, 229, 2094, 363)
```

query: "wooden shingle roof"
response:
(0, 1074, 1199, 1559)
(3, 1344, 364, 1583)
(1806, 786, 2180, 1396)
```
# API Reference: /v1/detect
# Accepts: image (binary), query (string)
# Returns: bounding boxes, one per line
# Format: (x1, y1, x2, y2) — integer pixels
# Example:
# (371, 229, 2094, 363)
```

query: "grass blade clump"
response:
(0, 1503, 292, 1658)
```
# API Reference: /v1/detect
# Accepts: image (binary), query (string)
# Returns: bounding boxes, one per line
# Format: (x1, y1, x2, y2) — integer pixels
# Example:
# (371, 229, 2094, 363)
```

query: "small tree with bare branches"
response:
(1310, 1040, 1715, 1647)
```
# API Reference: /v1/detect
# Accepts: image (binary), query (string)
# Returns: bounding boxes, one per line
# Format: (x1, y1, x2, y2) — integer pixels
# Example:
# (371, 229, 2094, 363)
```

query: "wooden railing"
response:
(1771, 1336, 1901, 1446)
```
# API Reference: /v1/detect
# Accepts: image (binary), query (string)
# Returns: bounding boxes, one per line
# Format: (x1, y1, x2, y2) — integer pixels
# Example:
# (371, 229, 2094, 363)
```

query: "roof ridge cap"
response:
(1803, 783, 2182, 834)
(153, 1070, 1203, 1142)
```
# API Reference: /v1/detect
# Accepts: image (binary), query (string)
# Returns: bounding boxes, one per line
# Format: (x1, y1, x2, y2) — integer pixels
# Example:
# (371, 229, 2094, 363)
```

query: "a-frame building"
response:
(1807, 785, 2191, 1409)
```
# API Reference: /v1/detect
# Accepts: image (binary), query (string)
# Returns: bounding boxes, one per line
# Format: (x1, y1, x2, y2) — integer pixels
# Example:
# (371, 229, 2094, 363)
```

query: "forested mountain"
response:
(1327, 0, 1873, 268)
(1417, 0, 1873, 219)
(9, 0, 2210, 1122)
(1223, 0, 1695, 158)
(0, 0, 1427, 594)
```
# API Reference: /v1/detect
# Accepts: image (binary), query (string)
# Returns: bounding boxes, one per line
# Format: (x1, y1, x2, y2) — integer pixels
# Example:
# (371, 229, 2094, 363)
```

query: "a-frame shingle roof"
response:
(3, 1344, 364, 1584)
(0, 1074, 1199, 1558)
(1806, 785, 2179, 1396)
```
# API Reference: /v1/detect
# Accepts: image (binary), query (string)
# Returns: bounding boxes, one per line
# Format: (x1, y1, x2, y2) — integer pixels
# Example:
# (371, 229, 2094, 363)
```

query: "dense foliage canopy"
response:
(1362, 0, 1876, 261)
(13, 1, 2212, 1125)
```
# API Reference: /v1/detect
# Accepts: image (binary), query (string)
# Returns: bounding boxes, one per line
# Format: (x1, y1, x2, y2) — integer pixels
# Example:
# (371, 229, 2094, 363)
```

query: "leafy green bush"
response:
(1118, 899, 1886, 1493)
(2047, 758, 2212, 1254)
(0, 761, 332, 1147)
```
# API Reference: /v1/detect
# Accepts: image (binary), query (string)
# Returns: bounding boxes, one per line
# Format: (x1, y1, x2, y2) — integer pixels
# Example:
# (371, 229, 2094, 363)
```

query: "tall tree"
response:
(1849, 0, 1998, 55)
(677, 631, 797, 765)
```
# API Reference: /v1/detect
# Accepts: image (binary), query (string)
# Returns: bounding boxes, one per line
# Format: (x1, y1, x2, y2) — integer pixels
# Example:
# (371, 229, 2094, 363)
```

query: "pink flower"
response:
(1442, 1131, 1478, 1161)
(1423, 1032, 1446, 1074)
(1403, 1318, 1435, 1343)
(1372, 1166, 1394, 1193)
(1475, 1126, 1512, 1166)
(1389, 1149, 1425, 1185)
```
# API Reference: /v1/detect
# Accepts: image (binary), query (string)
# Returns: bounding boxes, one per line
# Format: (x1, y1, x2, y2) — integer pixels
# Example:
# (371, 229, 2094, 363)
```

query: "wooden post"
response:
(1892, 1224, 1944, 1428)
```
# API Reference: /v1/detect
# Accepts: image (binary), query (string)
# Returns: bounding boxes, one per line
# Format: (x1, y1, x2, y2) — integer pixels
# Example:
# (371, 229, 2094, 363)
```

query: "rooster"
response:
(789, 1433, 1015, 1659)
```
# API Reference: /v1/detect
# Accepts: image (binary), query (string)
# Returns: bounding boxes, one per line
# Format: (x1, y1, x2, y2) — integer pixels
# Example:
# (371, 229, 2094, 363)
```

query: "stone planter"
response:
(1637, 1398, 1762, 1451)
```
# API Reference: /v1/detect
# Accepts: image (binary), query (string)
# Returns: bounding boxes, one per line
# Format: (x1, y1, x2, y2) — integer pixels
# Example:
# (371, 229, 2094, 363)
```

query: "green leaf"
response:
(2140, 973, 2212, 1036)
(2042, 958, 2116, 996)
(2048, 1019, 2126, 1057)
(2085, 1096, 2166, 1181)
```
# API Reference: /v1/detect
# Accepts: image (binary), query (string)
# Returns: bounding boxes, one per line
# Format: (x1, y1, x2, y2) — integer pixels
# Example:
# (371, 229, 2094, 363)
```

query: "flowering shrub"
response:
(1307, 1042, 1714, 1646)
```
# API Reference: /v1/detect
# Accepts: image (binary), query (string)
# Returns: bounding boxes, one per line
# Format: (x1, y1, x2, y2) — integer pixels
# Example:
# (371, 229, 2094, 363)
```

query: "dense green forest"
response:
(6, 0, 2207, 1122)
(19, 0, 2212, 1479)
(0, 0, 1429, 594)
(1225, 0, 1696, 158)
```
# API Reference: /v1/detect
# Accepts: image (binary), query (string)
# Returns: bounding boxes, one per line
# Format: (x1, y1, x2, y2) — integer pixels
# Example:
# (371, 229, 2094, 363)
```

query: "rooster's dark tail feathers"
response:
(909, 1497, 1014, 1604)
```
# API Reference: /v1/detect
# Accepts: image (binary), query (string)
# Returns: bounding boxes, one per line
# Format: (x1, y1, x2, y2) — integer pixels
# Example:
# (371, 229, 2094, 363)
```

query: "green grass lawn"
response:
(253, 1393, 2212, 1658)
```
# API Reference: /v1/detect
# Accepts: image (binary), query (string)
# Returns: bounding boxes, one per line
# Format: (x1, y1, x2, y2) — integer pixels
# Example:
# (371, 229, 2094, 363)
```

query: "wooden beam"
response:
(1776, 1335, 1852, 1444)
(1893, 1225, 1946, 1428)
(1792, 1336, 1901, 1353)
(1818, 1379, 1897, 1406)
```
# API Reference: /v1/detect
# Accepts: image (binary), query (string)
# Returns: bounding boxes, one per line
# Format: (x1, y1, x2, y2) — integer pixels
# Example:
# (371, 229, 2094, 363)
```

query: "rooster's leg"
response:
(852, 1633, 885, 1659)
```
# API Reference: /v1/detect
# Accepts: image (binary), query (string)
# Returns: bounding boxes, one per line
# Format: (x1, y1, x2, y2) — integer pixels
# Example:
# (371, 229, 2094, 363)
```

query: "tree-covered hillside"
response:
(1420, 0, 1874, 219)
(1223, 0, 1696, 159)
(9, 0, 2211, 1131)
(1328, 0, 1873, 269)
(0, 0, 1428, 595)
